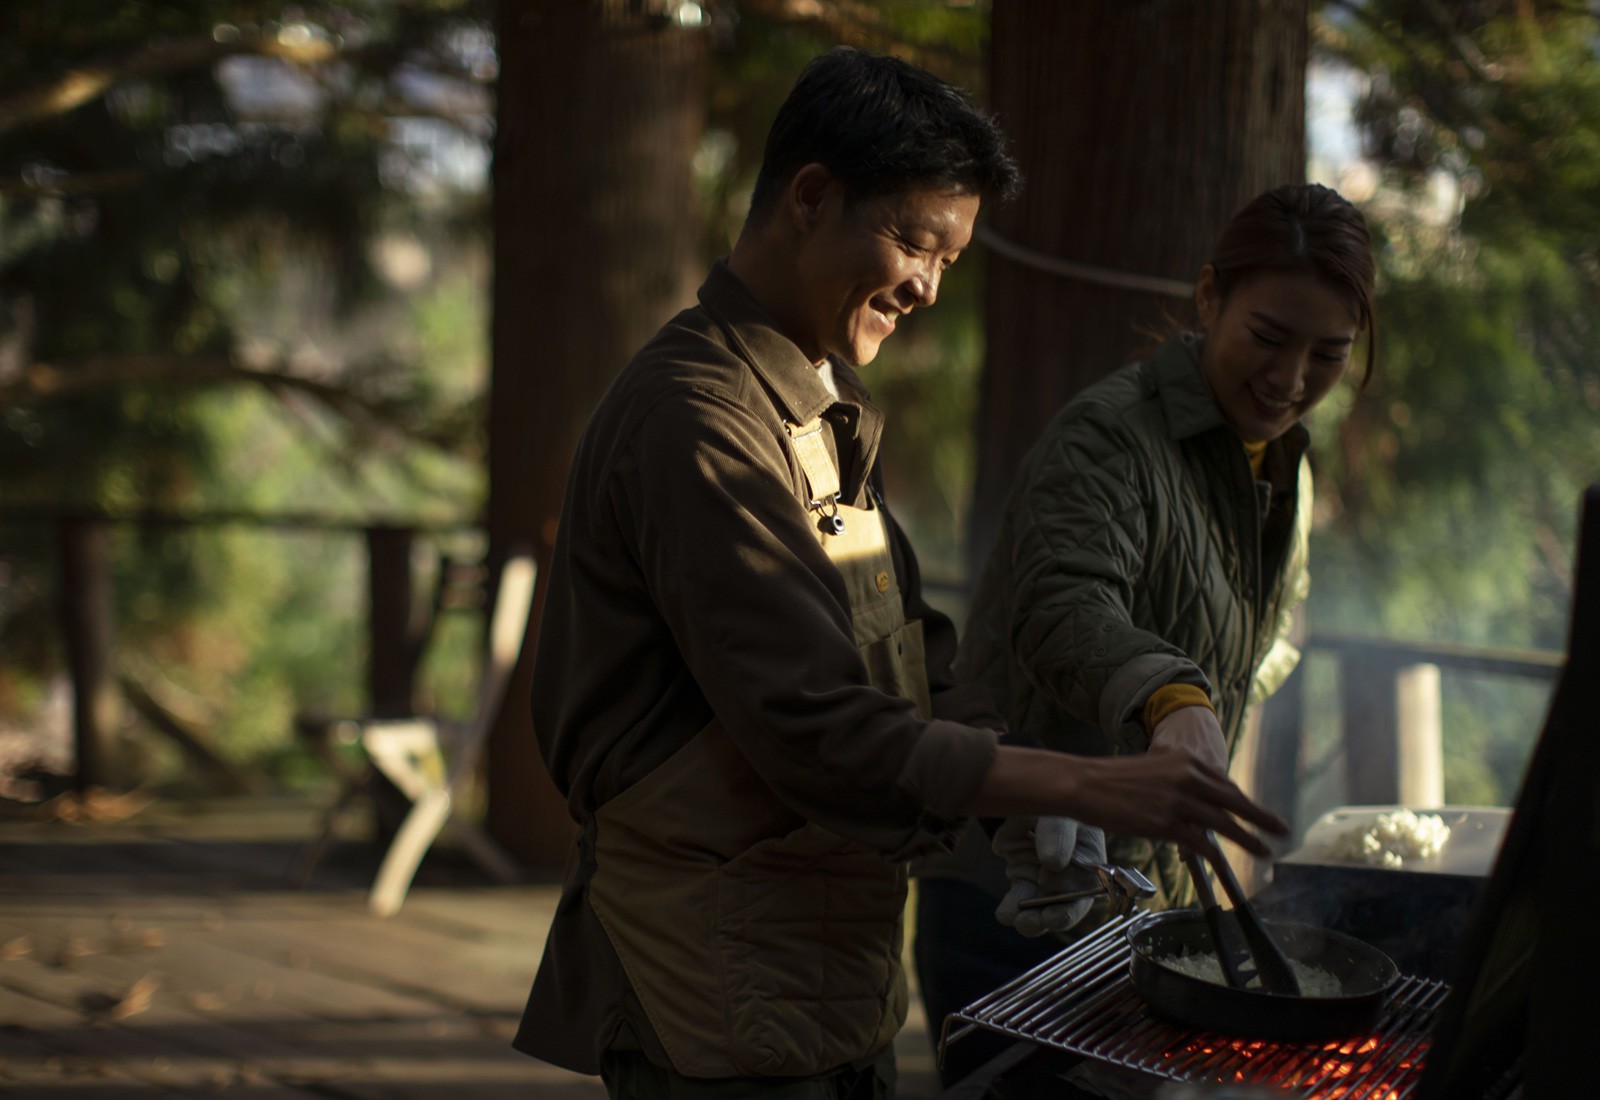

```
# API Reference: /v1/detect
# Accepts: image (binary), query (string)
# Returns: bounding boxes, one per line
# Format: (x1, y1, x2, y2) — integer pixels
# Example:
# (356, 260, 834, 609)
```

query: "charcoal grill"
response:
(940, 914, 1449, 1098)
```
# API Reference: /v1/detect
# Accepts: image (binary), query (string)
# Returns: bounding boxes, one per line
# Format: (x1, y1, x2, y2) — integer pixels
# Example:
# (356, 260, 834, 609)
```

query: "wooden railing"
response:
(1251, 632, 1563, 819)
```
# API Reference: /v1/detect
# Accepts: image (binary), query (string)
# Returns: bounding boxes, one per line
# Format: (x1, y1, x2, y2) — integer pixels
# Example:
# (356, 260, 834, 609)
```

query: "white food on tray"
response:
(1321, 808, 1452, 868)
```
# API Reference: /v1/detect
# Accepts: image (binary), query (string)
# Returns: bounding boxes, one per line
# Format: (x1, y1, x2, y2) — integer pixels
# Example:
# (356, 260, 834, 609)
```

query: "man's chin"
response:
(842, 339, 884, 368)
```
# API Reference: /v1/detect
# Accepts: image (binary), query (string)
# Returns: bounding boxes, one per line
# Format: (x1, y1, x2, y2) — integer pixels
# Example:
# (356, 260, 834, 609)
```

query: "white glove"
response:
(992, 816, 1108, 938)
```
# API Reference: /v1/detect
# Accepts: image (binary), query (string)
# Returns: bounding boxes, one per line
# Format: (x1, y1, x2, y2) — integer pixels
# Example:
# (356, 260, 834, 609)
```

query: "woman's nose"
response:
(1264, 348, 1310, 394)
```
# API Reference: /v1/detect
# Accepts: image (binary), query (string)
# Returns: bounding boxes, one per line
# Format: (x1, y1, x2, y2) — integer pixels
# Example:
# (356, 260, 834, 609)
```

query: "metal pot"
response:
(1127, 909, 1400, 1042)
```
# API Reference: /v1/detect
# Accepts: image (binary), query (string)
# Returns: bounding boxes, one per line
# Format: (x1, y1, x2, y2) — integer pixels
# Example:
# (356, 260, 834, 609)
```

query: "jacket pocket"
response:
(714, 822, 908, 1077)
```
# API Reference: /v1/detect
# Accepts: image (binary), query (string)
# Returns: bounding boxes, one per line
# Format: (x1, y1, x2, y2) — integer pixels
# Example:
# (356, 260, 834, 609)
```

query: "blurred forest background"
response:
(0, 1, 1595, 852)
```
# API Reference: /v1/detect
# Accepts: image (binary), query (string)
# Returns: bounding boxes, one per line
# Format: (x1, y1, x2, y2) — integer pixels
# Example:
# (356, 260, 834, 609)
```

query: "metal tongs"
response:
(1017, 858, 1158, 919)
(1184, 833, 1301, 995)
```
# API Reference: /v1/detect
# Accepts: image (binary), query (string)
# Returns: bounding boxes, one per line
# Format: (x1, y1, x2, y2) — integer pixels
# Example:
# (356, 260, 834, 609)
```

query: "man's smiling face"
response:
(789, 182, 980, 367)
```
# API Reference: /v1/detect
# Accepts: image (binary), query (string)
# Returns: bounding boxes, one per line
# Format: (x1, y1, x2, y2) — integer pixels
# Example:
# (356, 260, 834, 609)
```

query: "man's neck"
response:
(727, 231, 824, 366)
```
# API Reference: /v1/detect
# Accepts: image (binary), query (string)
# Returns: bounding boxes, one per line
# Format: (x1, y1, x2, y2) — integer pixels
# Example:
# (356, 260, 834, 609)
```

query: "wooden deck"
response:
(0, 795, 943, 1098)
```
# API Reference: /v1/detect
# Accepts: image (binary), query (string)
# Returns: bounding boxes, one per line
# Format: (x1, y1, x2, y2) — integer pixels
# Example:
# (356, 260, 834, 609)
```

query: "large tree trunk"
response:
(487, 2, 706, 870)
(970, 0, 1308, 570)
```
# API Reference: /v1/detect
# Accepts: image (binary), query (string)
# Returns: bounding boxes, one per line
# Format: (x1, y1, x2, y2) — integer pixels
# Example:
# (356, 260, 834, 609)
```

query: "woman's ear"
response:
(1195, 264, 1222, 331)
(786, 162, 836, 233)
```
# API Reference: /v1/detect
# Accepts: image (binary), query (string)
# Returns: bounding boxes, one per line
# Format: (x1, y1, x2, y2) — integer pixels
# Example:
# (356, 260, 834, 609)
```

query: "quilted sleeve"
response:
(1005, 407, 1210, 754)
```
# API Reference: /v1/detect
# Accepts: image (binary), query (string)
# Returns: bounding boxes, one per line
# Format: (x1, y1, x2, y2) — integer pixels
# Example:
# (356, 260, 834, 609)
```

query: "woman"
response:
(914, 183, 1377, 1087)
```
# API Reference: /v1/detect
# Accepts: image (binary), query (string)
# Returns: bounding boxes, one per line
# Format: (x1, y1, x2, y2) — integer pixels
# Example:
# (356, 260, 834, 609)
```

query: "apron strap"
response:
(785, 417, 841, 507)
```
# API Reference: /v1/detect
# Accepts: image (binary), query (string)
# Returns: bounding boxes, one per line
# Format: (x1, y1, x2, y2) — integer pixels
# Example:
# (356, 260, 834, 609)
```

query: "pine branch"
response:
(733, 0, 982, 88)
(1420, 0, 1504, 83)
(0, 353, 470, 452)
(0, 167, 145, 200)
(1321, 0, 1523, 150)
(0, 29, 365, 137)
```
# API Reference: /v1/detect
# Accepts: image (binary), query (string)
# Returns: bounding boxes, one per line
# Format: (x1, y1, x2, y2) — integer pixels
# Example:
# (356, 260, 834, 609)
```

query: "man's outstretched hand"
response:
(965, 745, 1288, 864)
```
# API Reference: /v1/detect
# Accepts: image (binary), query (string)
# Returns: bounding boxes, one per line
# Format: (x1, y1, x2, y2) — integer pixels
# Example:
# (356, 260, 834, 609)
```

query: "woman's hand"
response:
(1149, 705, 1229, 777)
(1149, 706, 1232, 858)
(964, 745, 1287, 863)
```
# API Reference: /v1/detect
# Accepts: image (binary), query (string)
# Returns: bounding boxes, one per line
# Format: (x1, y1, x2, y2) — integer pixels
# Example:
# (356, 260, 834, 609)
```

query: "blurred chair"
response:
(292, 549, 537, 916)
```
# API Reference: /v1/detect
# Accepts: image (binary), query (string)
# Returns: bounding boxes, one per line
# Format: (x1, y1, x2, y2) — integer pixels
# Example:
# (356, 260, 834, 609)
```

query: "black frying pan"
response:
(1127, 909, 1401, 1042)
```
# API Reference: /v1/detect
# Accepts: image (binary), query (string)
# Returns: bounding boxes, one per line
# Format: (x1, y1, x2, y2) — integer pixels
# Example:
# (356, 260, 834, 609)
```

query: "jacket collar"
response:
(1154, 330, 1311, 459)
(697, 259, 837, 427)
(1154, 331, 1226, 441)
(696, 260, 884, 502)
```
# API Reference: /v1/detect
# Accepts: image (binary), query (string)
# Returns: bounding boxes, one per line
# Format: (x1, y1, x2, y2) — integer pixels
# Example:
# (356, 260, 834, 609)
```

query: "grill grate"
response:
(941, 915, 1451, 1099)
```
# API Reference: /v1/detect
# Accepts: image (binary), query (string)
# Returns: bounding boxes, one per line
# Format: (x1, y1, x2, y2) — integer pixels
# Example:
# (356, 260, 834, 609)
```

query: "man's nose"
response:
(906, 266, 940, 307)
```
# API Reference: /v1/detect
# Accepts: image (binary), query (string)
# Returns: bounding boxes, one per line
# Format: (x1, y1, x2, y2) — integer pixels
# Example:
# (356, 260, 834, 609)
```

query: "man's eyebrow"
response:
(1249, 310, 1355, 345)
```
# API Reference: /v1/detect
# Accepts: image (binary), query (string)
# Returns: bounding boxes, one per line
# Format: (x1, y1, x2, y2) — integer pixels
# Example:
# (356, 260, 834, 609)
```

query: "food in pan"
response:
(1322, 808, 1451, 868)
(1156, 948, 1343, 997)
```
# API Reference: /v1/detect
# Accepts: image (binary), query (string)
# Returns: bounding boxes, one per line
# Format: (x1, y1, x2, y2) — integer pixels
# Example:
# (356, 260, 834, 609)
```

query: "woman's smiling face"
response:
(1196, 265, 1362, 442)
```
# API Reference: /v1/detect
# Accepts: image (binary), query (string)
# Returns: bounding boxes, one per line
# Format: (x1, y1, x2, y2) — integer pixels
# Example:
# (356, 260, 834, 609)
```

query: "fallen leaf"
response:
(54, 937, 97, 968)
(50, 787, 156, 824)
(189, 991, 226, 1012)
(109, 975, 160, 1020)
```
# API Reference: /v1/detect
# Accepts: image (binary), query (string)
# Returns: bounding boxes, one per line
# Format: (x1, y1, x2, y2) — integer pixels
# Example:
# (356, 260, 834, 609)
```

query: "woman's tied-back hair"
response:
(1210, 183, 1379, 385)
(746, 46, 1021, 222)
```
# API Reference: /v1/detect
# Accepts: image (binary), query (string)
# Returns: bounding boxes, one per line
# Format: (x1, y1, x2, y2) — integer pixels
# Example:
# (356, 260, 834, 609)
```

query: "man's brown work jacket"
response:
(514, 260, 1003, 1075)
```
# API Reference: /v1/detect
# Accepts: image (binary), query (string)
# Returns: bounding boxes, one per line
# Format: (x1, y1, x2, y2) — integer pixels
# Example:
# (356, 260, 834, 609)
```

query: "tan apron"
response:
(587, 413, 932, 1079)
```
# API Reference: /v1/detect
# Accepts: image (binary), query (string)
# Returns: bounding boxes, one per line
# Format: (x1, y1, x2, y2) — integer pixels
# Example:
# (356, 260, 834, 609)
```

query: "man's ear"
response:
(1195, 264, 1222, 331)
(786, 162, 837, 233)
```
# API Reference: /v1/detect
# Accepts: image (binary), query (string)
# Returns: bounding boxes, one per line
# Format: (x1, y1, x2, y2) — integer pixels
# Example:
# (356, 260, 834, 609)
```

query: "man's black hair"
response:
(747, 46, 1020, 220)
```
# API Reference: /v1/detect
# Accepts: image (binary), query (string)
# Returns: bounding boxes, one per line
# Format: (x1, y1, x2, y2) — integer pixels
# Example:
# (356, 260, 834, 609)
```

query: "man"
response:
(515, 47, 1286, 1098)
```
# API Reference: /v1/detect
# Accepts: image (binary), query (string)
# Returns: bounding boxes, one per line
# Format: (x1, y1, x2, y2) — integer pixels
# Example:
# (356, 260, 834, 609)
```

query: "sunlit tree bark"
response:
(487, 2, 706, 868)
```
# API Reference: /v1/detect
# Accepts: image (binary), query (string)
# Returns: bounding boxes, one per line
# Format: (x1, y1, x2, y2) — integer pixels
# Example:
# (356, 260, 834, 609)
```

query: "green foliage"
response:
(1303, 0, 1599, 804)
(0, 1, 492, 791)
(1312, 0, 1599, 624)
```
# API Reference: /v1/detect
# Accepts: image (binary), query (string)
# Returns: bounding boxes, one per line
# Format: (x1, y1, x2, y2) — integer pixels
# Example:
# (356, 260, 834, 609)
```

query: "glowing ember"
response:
(1161, 1030, 1429, 1098)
